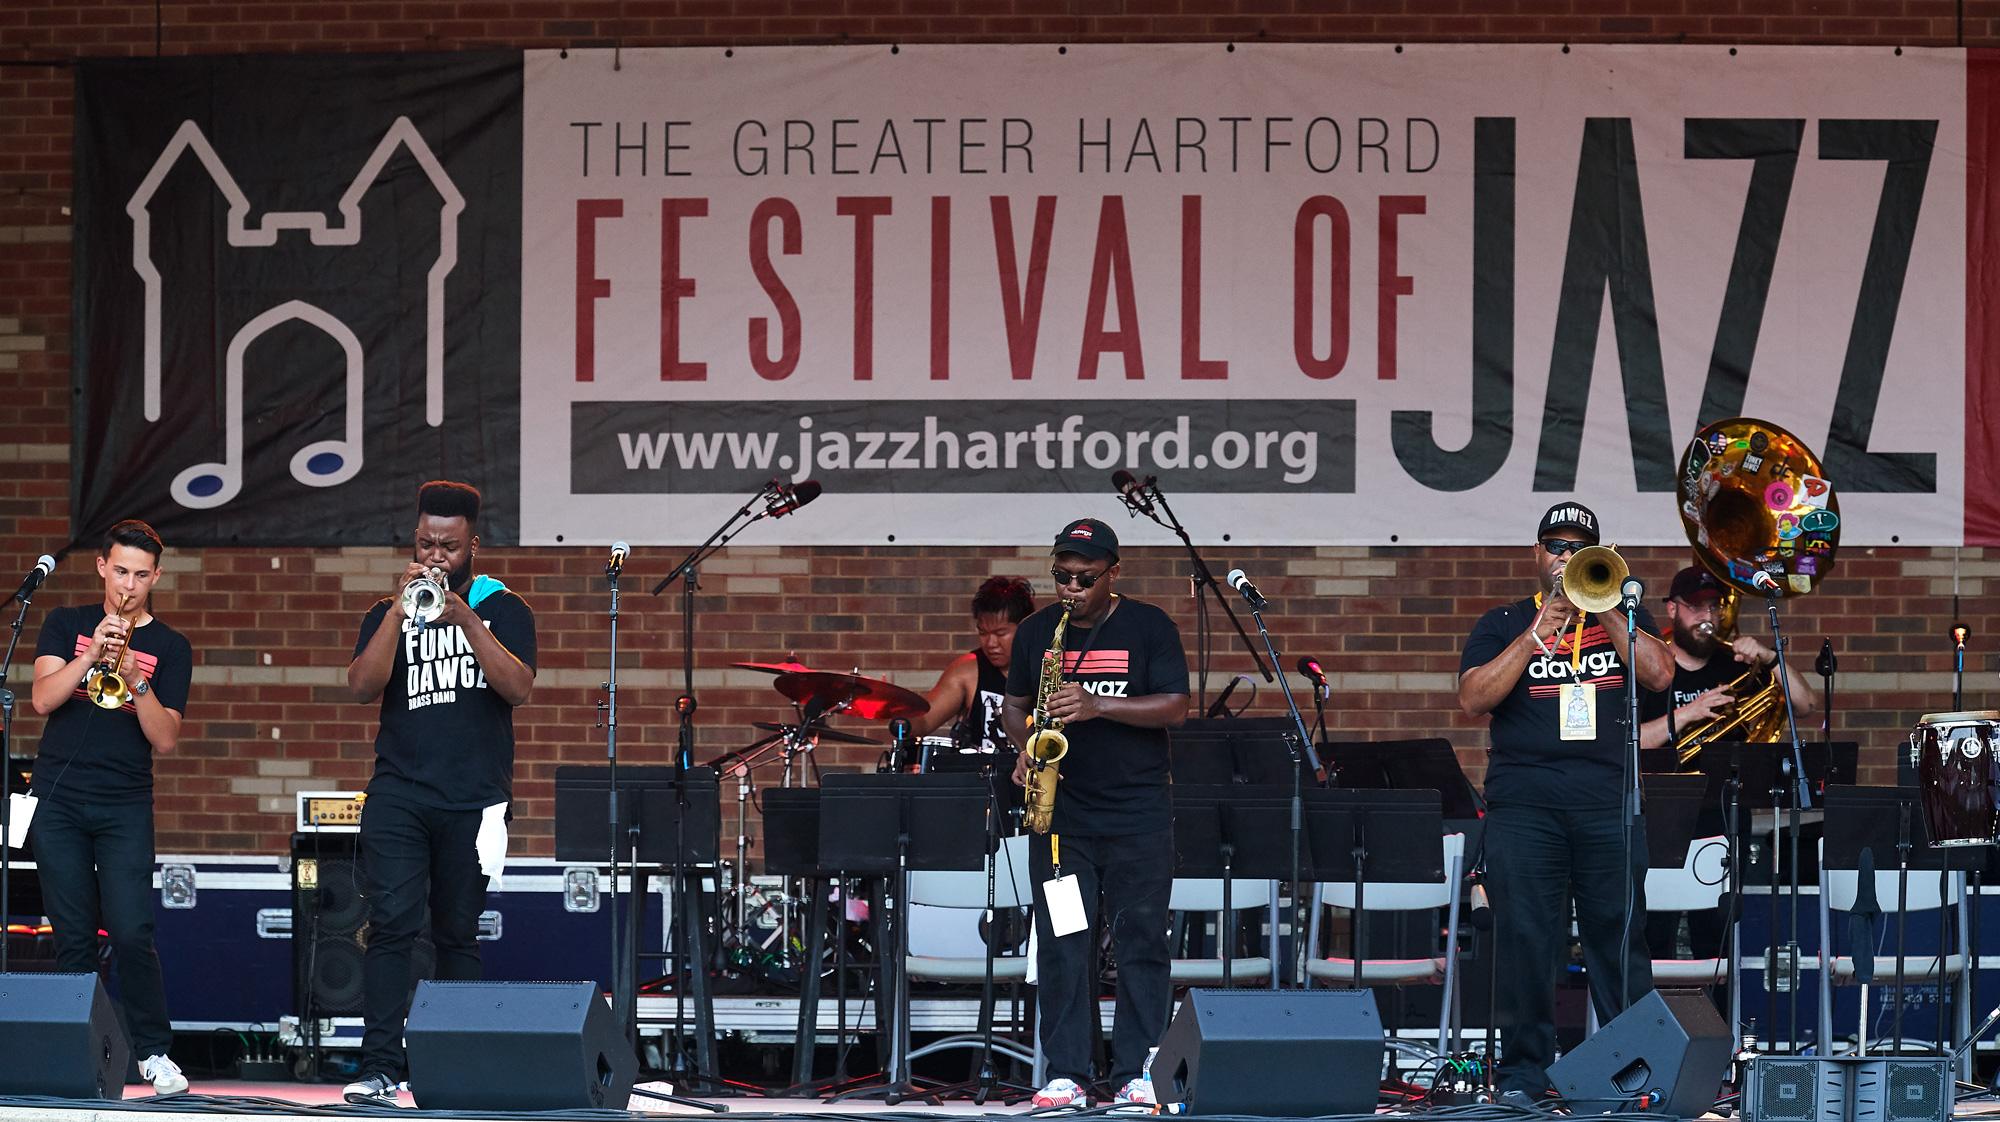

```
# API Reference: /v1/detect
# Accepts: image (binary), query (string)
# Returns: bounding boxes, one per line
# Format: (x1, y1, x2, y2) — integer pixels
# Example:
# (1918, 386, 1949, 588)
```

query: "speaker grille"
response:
(293, 834, 435, 1019)
(1883, 1061, 1947, 1122)
(1755, 1060, 1819, 1122)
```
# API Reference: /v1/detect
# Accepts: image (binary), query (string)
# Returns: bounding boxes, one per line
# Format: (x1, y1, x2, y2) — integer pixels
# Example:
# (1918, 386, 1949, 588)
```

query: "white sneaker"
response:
(139, 1054, 188, 1095)
(1034, 1077, 1085, 1108)
(1115, 1077, 1155, 1104)
(342, 1071, 401, 1106)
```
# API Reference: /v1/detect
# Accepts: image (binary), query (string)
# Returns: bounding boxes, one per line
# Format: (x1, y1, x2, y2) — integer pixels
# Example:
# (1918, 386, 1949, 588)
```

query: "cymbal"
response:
(751, 721, 881, 746)
(773, 670, 928, 721)
(732, 661, 819, 675)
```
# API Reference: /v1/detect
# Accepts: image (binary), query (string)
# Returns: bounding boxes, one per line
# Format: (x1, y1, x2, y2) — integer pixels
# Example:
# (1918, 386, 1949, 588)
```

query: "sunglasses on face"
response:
(1051, 568, 1104, 590)
(1538, 538, 1593, 557)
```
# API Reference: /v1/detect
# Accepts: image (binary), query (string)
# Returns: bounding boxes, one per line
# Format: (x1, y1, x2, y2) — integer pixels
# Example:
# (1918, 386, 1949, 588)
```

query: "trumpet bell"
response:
(86, 667, 131, 710)
(400, 570, 447, 627)
(1560, 545, 1628, 614)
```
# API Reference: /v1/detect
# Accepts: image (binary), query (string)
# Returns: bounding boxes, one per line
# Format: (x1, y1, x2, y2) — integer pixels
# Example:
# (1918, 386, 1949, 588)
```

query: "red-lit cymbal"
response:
(773, 671, 928, 721)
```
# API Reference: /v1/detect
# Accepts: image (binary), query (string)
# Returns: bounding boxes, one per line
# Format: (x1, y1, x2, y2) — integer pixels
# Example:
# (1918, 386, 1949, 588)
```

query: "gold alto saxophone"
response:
(1021, 599, 1076, 835)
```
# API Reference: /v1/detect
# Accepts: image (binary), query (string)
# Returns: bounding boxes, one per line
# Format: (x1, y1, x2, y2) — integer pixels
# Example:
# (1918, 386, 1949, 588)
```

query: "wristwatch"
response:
(132, 677, 150, 697)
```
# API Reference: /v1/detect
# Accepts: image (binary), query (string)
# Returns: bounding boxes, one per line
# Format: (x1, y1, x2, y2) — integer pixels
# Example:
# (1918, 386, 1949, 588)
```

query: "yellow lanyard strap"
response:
(1533, 592, 1588, 673)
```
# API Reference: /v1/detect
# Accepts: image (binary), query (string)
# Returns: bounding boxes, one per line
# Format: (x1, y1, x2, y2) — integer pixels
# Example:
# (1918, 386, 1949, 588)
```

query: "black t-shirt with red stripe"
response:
(32, 603, 194, 805)
(1460, 595, 1661, 810)
(1006, 595, 1190, 836)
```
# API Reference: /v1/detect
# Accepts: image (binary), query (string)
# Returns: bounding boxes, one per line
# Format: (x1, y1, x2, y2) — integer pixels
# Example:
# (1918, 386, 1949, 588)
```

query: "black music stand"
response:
(762, 787, 861, 1097)
(1822, 785, 1973, 1059)
(1301, 789, 1445, 991)
(1170, 718, 1319, 786)
(820, 774, 990, 1106)
(1641, 772, 1708, 868)
(1691, 740, 1856, 1054)
(1321, 737, 1486, 832)
(1171, 784, 1312, 988)
(554, 765, 737, 1101)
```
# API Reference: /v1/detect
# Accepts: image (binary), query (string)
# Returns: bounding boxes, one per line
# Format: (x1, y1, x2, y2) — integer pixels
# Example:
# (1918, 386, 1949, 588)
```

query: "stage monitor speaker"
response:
(1548, 989, 1732, 1117)
(0, 973, 130, 1099)
(1744, 1056, 1950, 1122)
(404, 980, 637, 1110)
(1153, 987, 1383, 1116)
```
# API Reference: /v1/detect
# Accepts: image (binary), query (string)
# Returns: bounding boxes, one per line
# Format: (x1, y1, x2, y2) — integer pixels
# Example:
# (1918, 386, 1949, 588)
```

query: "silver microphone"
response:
(607, 541, 630, 579)
(1748, 570, 1781, 593)
(10, 554, 55, 604)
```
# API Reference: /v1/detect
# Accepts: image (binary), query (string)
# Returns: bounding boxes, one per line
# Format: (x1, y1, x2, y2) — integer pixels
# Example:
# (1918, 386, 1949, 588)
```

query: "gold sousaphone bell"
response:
(1670, 416, 1840, 765)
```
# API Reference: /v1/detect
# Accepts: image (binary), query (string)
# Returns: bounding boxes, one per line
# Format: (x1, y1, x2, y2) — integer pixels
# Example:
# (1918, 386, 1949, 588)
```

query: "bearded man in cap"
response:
(1458, 502, 1674, 1103)
(1639, 565, 1817, 754)
(1003, 517, 1189, 1108)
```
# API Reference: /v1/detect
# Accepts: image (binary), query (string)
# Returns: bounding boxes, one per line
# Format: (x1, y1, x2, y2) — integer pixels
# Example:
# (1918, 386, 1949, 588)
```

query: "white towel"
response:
(476, 802, 508, 889)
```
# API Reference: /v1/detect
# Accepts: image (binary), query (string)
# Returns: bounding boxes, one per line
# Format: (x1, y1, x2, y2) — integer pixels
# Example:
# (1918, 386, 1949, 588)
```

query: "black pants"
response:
(32, 797, 175, 1057)
(357, 793, 489, 1080)
(1486, 803, 1653, 1096)
(1029, 828, 1172, 1088)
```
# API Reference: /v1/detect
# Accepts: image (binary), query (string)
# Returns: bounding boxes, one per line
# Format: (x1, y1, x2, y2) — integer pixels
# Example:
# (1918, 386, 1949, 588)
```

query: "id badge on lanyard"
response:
(1538, 597, 1596, 741)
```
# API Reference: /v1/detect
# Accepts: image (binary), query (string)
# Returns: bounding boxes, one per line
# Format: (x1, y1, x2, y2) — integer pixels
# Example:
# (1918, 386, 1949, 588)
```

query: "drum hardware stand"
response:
(0, 568, 38, 973)
(1232, 574, 1319, 986)
(1112, 473, 1272, 711)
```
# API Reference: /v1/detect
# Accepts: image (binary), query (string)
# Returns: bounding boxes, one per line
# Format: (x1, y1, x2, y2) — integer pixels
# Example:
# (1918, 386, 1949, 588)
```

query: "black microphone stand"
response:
(0, 577, 39, 974)
(1115, 477, 1272, 709)
(1616, 583, 1645, 1012)
(1762, 584, 1811, 1052)
(1234, 581, 1321, 987)
(650, 481, 797, 1097)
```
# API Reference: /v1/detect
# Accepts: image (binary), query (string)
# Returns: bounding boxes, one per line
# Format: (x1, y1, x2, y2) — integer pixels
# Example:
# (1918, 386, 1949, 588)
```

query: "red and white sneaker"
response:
(1034, 1078, 1085, 1108)
(1115, 1077, 1156, 1105)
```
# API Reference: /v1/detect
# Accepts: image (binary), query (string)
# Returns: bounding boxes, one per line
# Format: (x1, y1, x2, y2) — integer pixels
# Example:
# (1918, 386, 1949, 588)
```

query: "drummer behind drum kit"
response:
(704, 660, 946, 980)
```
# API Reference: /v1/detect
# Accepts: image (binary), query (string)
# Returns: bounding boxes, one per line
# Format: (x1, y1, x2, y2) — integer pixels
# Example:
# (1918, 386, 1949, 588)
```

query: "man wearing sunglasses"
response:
(1002, 517, 1189, 1108)
(1458, 502, 1674, 1105)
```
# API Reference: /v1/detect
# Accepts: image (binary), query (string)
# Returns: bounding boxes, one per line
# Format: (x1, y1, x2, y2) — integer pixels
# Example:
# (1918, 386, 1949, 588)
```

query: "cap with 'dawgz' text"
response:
(1536, 502, 1600, 544)
(1053, 518, 1119, 561)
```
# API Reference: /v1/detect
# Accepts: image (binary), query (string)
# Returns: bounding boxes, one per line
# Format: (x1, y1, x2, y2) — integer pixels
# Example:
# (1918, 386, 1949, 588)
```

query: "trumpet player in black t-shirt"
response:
(30, 520, 193, 1095)
(341, 481, 537, 1106)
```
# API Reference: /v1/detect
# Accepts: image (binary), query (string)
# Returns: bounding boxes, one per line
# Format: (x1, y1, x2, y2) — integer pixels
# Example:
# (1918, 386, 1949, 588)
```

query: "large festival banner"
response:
(521, 44, 1981, 547)
(72, 46, 2000, 546)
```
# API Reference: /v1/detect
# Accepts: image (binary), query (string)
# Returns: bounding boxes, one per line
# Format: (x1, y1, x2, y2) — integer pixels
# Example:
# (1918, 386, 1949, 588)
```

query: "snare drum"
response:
(1913, 710, 2000, 846)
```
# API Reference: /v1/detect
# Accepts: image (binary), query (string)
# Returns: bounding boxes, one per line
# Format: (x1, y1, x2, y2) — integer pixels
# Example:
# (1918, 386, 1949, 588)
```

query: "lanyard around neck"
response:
(1532, 592, 1586, 673)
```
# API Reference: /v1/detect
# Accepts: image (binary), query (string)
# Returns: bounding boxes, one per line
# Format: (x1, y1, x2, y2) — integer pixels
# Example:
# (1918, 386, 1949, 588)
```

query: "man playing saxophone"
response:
(1638, 565, 1816, 754)
(1003, 518, 1189, 1108)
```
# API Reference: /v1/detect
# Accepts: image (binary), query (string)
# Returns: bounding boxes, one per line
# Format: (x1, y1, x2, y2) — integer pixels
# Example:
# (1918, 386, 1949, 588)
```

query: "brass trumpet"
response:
(86, 594, 135, 710)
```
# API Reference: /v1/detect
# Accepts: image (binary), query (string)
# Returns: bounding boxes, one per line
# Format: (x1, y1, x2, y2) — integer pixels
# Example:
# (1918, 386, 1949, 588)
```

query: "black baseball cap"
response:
(1667, 566, 1725, 602)
(1053, 517, 1119, 561)
(1536, 502, 1600, 544)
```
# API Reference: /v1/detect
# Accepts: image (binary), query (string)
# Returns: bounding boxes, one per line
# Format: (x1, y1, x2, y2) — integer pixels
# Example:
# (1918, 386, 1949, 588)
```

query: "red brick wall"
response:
(3, 4, 1994, 858)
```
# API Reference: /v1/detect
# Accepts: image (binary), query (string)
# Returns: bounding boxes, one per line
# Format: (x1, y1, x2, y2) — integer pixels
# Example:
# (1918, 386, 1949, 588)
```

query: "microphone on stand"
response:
(763, 479, 823, 519)
(1111, 470, 1157, 517)
(8, 555, 55, 606)
(1204, 675, 1247, 719)
(1748, 570, 1781, 594)
(1619, 577, 1644, 608)
(1296, 656, 1329, 699)
(1225, 568, 1267, 610)
(606, 541, 630, 580)
(1953, 624, 1970, 651)
(1815, 638, 1836, 678)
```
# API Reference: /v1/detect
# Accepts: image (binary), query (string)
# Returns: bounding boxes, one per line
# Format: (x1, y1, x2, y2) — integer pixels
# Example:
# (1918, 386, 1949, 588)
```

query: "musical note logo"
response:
(126, 117, 462, 509)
